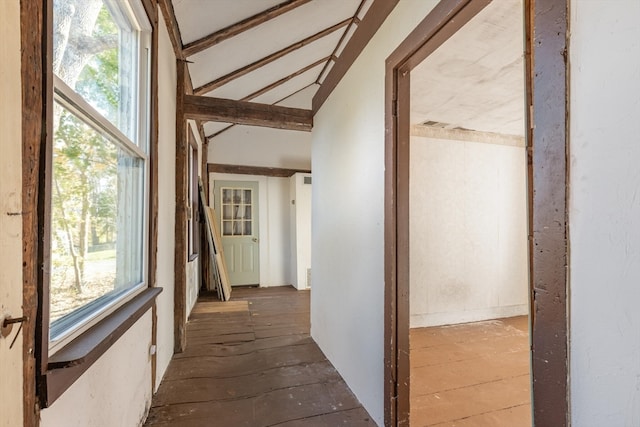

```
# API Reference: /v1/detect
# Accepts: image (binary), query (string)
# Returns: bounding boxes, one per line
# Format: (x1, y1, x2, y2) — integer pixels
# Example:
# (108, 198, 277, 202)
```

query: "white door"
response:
(213, 180, 260, 285)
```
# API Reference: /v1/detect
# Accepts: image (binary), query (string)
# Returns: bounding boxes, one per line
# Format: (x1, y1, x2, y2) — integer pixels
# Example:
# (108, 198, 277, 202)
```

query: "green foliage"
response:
(52, 3, 122, 291)
(76, 4, 119, 121)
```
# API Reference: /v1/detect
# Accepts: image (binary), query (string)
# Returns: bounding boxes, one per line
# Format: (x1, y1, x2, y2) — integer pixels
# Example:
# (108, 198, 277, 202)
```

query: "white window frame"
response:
(48, 0, 152, 353)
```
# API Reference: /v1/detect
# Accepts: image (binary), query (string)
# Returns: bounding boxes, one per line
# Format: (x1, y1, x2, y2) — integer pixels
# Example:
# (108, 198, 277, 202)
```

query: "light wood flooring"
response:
(410, 316, 531, 427)
(145, 286, 376, 427)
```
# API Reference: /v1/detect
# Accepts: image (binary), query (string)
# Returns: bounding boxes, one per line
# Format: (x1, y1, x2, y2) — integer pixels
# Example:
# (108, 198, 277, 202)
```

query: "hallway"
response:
(145, 286, 375, 426)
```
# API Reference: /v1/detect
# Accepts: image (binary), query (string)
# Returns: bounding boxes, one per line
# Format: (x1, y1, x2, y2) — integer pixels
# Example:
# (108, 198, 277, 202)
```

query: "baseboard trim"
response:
(410, 304, 529, 328)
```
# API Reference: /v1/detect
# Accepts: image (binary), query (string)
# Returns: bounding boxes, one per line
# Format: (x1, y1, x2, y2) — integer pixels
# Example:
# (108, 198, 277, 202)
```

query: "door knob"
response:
(252, 237, 259, 243)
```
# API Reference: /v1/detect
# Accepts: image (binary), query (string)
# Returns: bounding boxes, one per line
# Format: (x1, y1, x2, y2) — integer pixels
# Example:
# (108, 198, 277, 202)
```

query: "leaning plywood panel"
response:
(208, 206, 232, 301)
(203, 200, 224, 298)
(199, 181, 222, 295)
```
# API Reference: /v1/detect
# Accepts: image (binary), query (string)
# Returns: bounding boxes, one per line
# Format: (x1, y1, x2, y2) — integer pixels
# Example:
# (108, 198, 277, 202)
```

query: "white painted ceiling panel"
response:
(275, 83, 319, 109)
(204, 31, 341, 99)
(173, 0, 281, 45)
(203, 121, 233, 136)
(186, 0, 357, 87)
(410, 0, 525, 136)
(250, 65, 323, 104)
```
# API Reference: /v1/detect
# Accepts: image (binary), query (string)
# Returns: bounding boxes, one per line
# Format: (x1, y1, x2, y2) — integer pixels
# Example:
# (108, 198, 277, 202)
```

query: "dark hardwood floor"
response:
(145, 286, 376, 426)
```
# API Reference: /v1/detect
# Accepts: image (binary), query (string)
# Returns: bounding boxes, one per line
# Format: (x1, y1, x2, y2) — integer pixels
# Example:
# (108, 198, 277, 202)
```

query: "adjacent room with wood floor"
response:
(406, 1, 531, 425)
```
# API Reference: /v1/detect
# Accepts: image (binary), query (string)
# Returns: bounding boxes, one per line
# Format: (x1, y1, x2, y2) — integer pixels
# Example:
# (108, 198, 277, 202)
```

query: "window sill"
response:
(42, 287, 162, 407)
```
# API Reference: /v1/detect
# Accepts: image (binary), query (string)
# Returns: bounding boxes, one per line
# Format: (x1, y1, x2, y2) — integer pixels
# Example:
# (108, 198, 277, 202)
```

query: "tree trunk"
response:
(54, 177, 83, 293)
(78, 170, 90, 285)
(53, 0, 104, 88)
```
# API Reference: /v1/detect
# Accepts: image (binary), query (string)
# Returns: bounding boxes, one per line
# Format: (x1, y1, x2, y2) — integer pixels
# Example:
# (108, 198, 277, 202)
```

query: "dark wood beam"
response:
(194, 18, 352, 95)
(182, 0, 312, 57)
(205, 82, 319, 142)
(21, 0, 47, 422)
(184, 95, 313, 132)
(208, 163, 310, 178)
(158, 0, 185, 59)
(210, 65, 324, 139)
(530, 0, 569, 424)
(313, 0, 400, 113)
(174, 59, 188, 353)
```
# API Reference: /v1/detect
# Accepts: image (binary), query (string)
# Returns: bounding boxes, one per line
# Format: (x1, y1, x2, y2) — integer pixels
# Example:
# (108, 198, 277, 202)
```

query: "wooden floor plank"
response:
(174, 334, 313, 359)
(151, 360, 342, 406)
(191, 300, 249, 314)
(410, 316, 531, 426)
(146, 286, 375, 426)
(163, 343, 327, 381)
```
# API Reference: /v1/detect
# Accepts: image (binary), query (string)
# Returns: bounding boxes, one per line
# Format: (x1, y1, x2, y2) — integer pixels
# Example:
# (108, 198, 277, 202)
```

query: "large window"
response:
(49, 0, 151, 350)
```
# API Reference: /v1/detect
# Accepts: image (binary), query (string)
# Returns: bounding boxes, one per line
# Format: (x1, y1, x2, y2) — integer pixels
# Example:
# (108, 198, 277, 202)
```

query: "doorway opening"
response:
(408, 1, 530, 425)
(384, 0, 569, 426)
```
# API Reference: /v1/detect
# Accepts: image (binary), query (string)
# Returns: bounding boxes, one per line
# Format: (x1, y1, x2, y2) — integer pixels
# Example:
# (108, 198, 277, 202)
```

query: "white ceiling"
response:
(171, 0, 525, 140)
(410, 0, 525, 137)
(172, 0, 367, 135)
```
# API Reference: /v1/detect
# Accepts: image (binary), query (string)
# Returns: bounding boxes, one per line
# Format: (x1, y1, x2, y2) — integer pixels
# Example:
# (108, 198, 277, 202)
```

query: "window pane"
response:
(50, 102, 144, 338)
(53, 0, 138, 142)
(223, 221, 233, 236)
(222, 205, 232, 220)
(222, 189, 232, 203)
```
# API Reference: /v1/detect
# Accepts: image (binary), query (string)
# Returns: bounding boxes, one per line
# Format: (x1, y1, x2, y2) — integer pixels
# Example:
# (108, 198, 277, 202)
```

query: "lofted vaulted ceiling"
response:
(164, 0, 525, 144)
(166, 0, 378, 140)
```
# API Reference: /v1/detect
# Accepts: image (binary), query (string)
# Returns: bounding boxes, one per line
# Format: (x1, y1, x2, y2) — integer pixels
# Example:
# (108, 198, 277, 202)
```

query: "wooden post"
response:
(174, 58, 188, 353)
(21, 0, 51, 421)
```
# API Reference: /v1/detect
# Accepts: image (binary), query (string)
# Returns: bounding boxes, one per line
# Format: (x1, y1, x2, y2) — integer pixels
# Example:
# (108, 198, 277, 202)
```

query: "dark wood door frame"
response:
(383, 0, 569, 425)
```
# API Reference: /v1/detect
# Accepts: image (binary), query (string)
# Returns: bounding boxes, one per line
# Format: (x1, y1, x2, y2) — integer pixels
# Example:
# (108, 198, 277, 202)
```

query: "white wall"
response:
(569, 1, 640, 425)
(40, 314, 153, 427)
(289, 173, 312, 290)
(210, 173, 292, 287)
(209, 125, 311, 170)
(155, 11, 177, 388)
(409, 136, 528, 327)
(0, 1, 24, 425)
(311, 1, 439, 424)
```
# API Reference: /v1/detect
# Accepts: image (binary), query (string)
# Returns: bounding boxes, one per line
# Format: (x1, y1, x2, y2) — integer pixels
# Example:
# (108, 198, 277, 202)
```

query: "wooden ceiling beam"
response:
(206, 82, 319, 141)
(208, 163, 310, 178)
(194, 17, 352, 95)
(158, 0, 185, 59)
(184, 95, 313, 132)
(183, 0, 312, 57)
